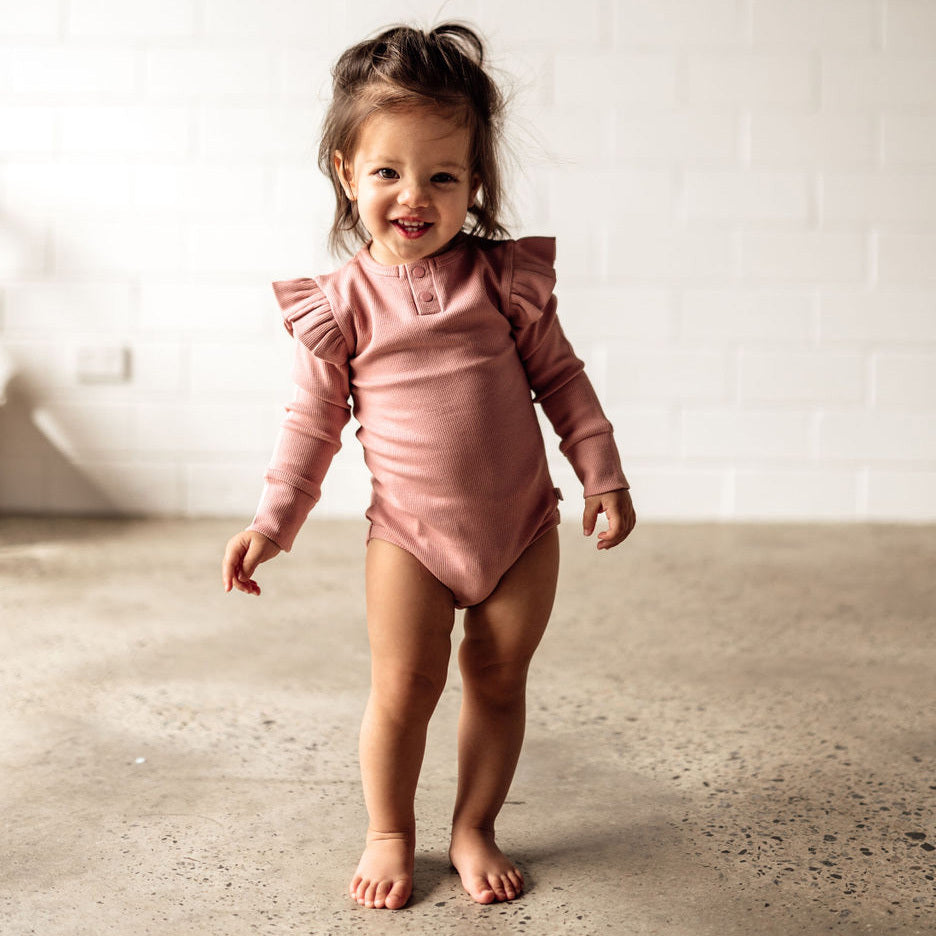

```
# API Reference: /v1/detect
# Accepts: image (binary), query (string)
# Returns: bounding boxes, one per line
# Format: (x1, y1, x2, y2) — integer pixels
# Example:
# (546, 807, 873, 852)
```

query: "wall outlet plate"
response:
(76, 346, 130, 383)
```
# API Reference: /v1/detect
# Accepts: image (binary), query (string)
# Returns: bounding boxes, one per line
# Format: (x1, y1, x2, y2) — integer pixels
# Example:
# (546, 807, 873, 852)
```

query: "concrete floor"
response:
(0, 516, 934, 936)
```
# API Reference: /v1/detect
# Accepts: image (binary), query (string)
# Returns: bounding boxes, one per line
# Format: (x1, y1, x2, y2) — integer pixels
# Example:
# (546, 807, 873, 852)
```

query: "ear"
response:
(469, 174, 481, 207)
(334, 151, 357, 201)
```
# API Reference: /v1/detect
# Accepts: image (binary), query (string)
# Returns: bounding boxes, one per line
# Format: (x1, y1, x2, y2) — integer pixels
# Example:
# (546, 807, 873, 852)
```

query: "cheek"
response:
(356, 186, 382, 213)
(444, 187, 473, 213)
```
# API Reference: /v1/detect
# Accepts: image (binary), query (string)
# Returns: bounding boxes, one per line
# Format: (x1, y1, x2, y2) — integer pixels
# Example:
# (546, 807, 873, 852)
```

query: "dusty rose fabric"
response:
(249, 235, 628, 607)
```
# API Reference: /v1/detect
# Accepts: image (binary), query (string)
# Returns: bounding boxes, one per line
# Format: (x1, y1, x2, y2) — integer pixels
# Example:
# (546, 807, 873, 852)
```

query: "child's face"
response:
(336, 107, 480, 267)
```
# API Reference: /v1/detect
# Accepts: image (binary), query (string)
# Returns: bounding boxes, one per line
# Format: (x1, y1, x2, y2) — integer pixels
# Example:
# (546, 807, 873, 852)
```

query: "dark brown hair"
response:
(319, 23, 508, 256)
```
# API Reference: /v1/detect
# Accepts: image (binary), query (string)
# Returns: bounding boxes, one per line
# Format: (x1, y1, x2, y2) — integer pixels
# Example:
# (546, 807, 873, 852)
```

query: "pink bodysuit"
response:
(249, 235, 628, 608)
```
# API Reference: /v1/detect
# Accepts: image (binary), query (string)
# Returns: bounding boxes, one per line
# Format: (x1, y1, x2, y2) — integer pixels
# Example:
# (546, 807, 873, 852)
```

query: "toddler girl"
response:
(222, 23, 635, 911)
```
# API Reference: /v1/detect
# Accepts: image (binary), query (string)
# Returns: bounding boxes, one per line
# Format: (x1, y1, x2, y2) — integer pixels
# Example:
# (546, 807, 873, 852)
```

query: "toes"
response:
(370, 881, 384, 909)
(349, 875, 410, 910)
(485, 875, 505, 902)
(468, 876, 496, 904)
(366, 880, 382, 908)
(507, 869, 524, 896)
(375, 878, 401, 909)
(384, 880, 410, 910)
(490, 875, 512, 902)
(350, 876, 364, 905)
(473, 872, 523, 903)
(450, 832, 524, 905)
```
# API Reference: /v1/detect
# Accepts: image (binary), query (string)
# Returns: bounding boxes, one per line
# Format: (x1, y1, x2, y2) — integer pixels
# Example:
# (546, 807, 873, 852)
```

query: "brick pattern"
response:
(1, 0, 935, 520)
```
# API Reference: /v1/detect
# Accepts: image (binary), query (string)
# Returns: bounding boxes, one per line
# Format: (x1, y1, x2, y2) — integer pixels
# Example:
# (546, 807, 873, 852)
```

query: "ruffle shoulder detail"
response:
(271, 277, 349, 366)
(508, 236, 557, 325)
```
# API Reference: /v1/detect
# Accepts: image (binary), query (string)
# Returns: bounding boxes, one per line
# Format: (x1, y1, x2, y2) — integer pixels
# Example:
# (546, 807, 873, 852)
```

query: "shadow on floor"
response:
(0, 380, 115, 519)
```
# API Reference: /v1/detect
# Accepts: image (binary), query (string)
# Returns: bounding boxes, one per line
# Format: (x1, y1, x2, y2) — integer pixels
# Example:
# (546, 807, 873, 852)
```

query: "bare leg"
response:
(450, 527, 559, 903)
(350, 539, 455, 909)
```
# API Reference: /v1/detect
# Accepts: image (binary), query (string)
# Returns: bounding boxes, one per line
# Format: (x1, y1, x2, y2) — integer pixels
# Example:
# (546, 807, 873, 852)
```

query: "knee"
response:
(459, 647, 529, 709)
(372, 665, 447, 722)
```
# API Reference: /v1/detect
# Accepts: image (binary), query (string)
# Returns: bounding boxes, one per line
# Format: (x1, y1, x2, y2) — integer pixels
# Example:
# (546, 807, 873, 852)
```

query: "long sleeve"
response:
(248, 279, 352, 551)
(507, 238, 629, 497)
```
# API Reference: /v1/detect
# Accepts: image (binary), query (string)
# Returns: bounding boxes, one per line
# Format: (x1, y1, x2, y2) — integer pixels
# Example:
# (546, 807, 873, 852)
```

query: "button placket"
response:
(407, 263, 439, 314)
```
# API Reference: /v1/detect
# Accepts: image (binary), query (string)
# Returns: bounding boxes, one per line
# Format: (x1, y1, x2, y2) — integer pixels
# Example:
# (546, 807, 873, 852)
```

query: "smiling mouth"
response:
(392, 219, 433, 239)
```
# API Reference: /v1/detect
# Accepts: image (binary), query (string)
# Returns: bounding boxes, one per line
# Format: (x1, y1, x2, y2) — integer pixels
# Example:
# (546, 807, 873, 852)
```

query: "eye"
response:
(432, 172, 458, 184)
(374, 168, 399, 180)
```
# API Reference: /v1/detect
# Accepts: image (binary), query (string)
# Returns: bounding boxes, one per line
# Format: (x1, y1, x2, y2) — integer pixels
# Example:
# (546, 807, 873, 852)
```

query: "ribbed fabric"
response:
(249, 234, 628, 607)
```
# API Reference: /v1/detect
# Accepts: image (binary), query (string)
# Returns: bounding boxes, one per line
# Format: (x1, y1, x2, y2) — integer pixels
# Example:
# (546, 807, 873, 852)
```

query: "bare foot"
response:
(449, 826, 524, 904)
(349, 830, 414, 910)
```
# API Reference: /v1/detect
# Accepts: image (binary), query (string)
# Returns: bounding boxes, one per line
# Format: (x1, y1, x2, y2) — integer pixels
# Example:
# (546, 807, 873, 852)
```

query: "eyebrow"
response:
(368, 156, 468, 171)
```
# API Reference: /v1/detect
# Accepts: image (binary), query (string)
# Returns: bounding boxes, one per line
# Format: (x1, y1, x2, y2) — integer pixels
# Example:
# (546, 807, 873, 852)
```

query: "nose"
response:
(398, 178, 430, 208)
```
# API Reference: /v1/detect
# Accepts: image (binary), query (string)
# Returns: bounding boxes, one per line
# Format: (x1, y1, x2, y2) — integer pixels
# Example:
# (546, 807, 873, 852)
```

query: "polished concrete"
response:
(1, 517, 934, 936)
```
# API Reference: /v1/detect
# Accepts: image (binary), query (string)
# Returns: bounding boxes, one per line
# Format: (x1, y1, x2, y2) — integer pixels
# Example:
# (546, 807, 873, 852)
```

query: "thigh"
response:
(462, 527, 560, 670)
(366, 538, 456, 686)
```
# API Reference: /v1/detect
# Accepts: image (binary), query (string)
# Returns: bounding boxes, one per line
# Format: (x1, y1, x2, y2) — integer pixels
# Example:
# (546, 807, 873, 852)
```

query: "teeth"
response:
(396, 220, 428, 230)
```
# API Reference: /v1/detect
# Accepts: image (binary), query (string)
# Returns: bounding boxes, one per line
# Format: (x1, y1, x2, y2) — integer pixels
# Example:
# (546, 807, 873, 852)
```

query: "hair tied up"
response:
(429, 23, 485, 64)
(318, 22, 508, 257)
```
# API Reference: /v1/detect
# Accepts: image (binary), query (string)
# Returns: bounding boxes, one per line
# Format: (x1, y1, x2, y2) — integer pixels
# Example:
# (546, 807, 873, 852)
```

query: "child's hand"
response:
(583, 488, 636, 550)
(222, 530, 281, 596)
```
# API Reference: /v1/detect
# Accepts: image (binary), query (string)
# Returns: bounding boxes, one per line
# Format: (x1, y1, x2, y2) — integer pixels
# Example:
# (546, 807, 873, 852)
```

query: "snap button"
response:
(420, 291, 434, 302)
(412, 265, 426, 278)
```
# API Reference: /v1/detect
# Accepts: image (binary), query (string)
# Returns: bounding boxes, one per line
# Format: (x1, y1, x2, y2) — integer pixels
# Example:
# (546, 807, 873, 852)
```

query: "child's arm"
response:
(222, 529, 281, 596)
(583, 488, 636, 550)
(222, 278, 351, 594)
(507, 239, 634, 546)
(247, 365, 350, 550)
(247, 279, 352, 552)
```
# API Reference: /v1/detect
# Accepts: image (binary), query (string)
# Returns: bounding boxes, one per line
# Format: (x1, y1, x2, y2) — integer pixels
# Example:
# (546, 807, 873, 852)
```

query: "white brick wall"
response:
(1, 0, 935, 521)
